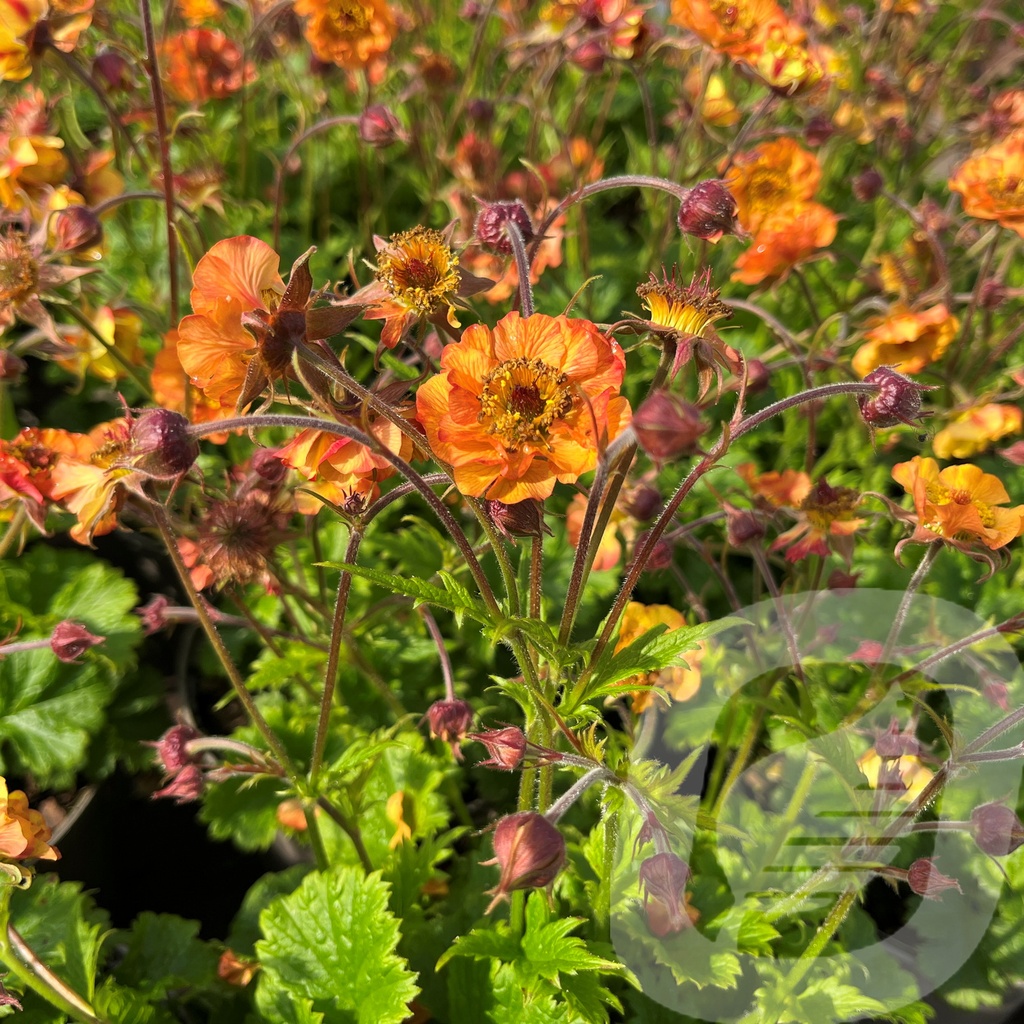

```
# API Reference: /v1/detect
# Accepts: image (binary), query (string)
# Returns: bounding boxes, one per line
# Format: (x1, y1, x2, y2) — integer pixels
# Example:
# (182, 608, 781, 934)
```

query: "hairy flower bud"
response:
(633, 391, 705, 462)
(474, 200, 534, 255)
(426, 699, 474, 760)
(858, 366, 935, 428)
(484, 811, 566, 912)
(971, 803, 1024, 856)
(852, 168, 884, 202)
(725, 504, 766, 547)
(50, 620, 105, 663)
(907, 857, 962, 899)
(252, 447, 289, 485)
(485, 498, 547, 540)
(153, 763, 205, 804)
(148, 722, 200, 776)
(469, 726, 527, 770)
(677, 180, 739, 242)
(640, 531, 674, 571)
(129, 409, 199, 480)
(639, 852, 692, 937)
(744, 358, 770, 395)
(53, 206, 102, 254)
(358, 104, 402, 147)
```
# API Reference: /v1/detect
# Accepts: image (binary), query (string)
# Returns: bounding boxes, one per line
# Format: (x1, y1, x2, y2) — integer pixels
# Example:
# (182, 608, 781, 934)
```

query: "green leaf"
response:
(9, 876, 109, 1004)
(227, 865, 311, 956)
(200, 774, 289, 852)
(256, 867, 419, 1024)
(255, 975, 325, 1024)
(519, 893, 621, 984)
(436, 926, 521, 971)
(112, 913, 218, 998)
(319, 562, 492, 624)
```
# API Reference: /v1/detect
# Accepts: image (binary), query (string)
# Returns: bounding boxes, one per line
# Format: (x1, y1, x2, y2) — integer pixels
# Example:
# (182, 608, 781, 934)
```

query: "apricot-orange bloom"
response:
(669, 0, 789, 59)
(731, 201, 837, 286)
(614, 602, 703, 712)
(948, 132, 1024, 239)
(892, 456, 1024, 551)
(852, 303, 958, 377)
(159, 28, 255, 104)
(725, 138, 822, 233)
(176, 236, 285, 405)
(0, 0, 92, 81)
(293, 0, 395, 78)
(932, 404, 1023, 461)
(151, 329, 232, 442)
(0, 776, 59, 861)
(416, 312, 631, 503)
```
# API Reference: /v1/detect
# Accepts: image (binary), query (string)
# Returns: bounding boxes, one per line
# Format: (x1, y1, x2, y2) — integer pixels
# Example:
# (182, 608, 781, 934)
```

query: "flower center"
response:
(0, 236, 39, 307)
(992, 175, 1024, 209)
(479, 357, 573, 449)
(375, 227, 461, 317)
(327, 0, 370, 30)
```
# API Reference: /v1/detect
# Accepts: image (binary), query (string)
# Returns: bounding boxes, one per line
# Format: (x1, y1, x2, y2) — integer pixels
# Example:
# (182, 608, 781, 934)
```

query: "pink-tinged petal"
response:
(189, 236, 283, 320)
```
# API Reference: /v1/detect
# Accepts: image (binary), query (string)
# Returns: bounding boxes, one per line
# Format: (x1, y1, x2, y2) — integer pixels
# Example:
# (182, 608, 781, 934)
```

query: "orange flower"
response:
(416, 311, 631, 502)
(0, 776, 59, 861)
(293, 0, 395, 80)
(724, 138, 822, 233)
(933, 404, 1022, 461)
(159, 28, 255, 104)
(54, 306, 143, 383)
(892, 456, 1024, 551)
(948, 132, 1024, 238)
(276, 415, 413, 514)
(669, 0, 790, 59)
(48, 418, 134, 544)
(177, 0, 221, 24)
(731, 201, 837, 286)
(738, 461, 812, 508)
(771, 478, 865, 563)
(614, 602, 703, 712)
(566, 491, 634, 571)
(151, 329, 232, 441)
(217, 949, 258, 987)
(0, 426, 87, 529)
(852, 303, 958, 378)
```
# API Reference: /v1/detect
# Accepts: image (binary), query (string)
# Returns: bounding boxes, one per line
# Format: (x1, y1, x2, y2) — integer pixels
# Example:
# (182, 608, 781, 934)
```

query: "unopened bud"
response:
(633, 391, 705, 461)
(153, 763, 205, 803)
(485, 498, 546, 539)
(148, 722, 200, 775)
(852, 168, 884, 202)
(640, 531, 674, 571)
(474, 200, 534, 255)
(979, 279, 1007, 309)
(677, 180, 739, 243)
(907, 857, 962, 899)
(426, 699, 474, 760)
(725, 505, 766, 547)
(570, 39, 606, 74)
(874, 718, 921, 758)
(50, 620, 105, 662)
(469, 726, 526, 770)
(0, 350, 26, 382)
(639, 852, 692, 937)
(93, 50, 131, 91)
(358, 104, 402, 147)
(252, 447, 288, 485)
(465, 98, 494, 124)
(624, 484, 661, 522)
(744, 358, 770, 394)
(53, 206, 102, 253)
(804, 115, 835, 147)
(129, 409, 199, 480)
(970, 803, 1024, 856)
(484, 811, 566, 912)
(858, 366, 935, 428)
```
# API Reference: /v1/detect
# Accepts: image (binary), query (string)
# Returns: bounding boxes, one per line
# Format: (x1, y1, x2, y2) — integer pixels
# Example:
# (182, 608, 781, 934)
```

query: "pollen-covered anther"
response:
(0, 234, 39, 306)
(479, 357, 573, 449)
(374, 227, 461, 317)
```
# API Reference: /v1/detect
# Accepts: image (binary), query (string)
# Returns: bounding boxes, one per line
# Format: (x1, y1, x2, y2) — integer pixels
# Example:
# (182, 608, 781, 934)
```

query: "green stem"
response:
(315, 796, 374, 872)
(0, 507, 26, 559)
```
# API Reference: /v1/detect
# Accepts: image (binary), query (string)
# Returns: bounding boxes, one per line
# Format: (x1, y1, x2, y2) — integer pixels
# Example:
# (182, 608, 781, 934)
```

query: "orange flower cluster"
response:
(160, 28, 256, 104)
(416, 311, 631, 503)
(725, 138, 837, 286)
(948, 132, 1024, 238)
(669, 0, 823, 95)
(892, 457, 1024, 552)
(0, 776, 59, 862)
(852, 303, 959, 378)
(932, 404, 1022, 461)
(292, 0, 395, 81)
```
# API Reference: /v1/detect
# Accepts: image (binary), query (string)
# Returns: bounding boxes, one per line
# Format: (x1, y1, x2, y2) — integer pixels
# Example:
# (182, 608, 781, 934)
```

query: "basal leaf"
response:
(257, 867, 419, 1024)
(112, 912, 218, 998)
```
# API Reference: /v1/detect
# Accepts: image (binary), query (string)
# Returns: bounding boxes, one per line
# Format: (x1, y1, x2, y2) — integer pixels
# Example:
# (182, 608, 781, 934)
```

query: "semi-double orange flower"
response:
(725, 138, 822, 232)
(416, 311, 631, 502)
(0, 776, 59, 861)
(293, 0, 395, 81)
(892, 456, 1024, 551)
(731, 201, 837, 286)
(160, 28, 255, 104)
(932, 404, 1022, 461)
(948, 132, 1024, 238)
(852, 303, 959, 377)
(0, 0, 92, 81)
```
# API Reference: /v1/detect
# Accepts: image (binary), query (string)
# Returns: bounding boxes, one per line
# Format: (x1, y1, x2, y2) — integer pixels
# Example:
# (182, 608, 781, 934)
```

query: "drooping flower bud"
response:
(153, 763, 205, 803)
(570, 39, 606, 74)
(852, 168, 884, 202)
(358, 104, 403, 147)
(907, 857, 962, 899)
(50, 620, 105, 663)
(484, 811, 566, 912)
(970, 803, 1024, 856)
(633, 391, 705, 462)
(252, 447, 289, 485)
(426, 699, 474, 760)
(979, 279, 1007, 309)
(639, 852, 692, 937)
(857, 366, 936, 428)
(53, 206, 102, 254)
(677, 180, 739, 243)
(469, 727, 527, 770)
(485, 498, 547, 540)
(474, 200, 534, 255)
(624, 484, 661, 522)
(93, 50, 131, 91)
(874, 718, 922, 758)
(725, 504, 766, 547)
(465, 98, 494, 124)
(744, 358, 770, 394)
(148, 722, 200, 776)
(129, 409, 199, 480)
(804, 115, 835, 147)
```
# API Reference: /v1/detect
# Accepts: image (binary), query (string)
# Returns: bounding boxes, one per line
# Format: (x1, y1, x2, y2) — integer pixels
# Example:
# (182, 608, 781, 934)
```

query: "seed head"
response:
(469, 726, 527, 770)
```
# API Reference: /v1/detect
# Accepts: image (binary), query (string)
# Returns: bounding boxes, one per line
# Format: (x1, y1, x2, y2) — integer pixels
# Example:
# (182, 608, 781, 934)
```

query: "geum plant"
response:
(1, 0, 1024, 1021)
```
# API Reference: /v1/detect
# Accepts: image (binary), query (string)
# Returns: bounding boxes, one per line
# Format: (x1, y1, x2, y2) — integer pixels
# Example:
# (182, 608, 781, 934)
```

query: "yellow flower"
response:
(636, 266, 732, 339)
(857, 749, 932, 802)
(724, 138, 822, 233)
(683, 68, 740, 128)
(54, 306, 143, 383)
(615, 602, 703, 712)
(933, 404, 1023, 461)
